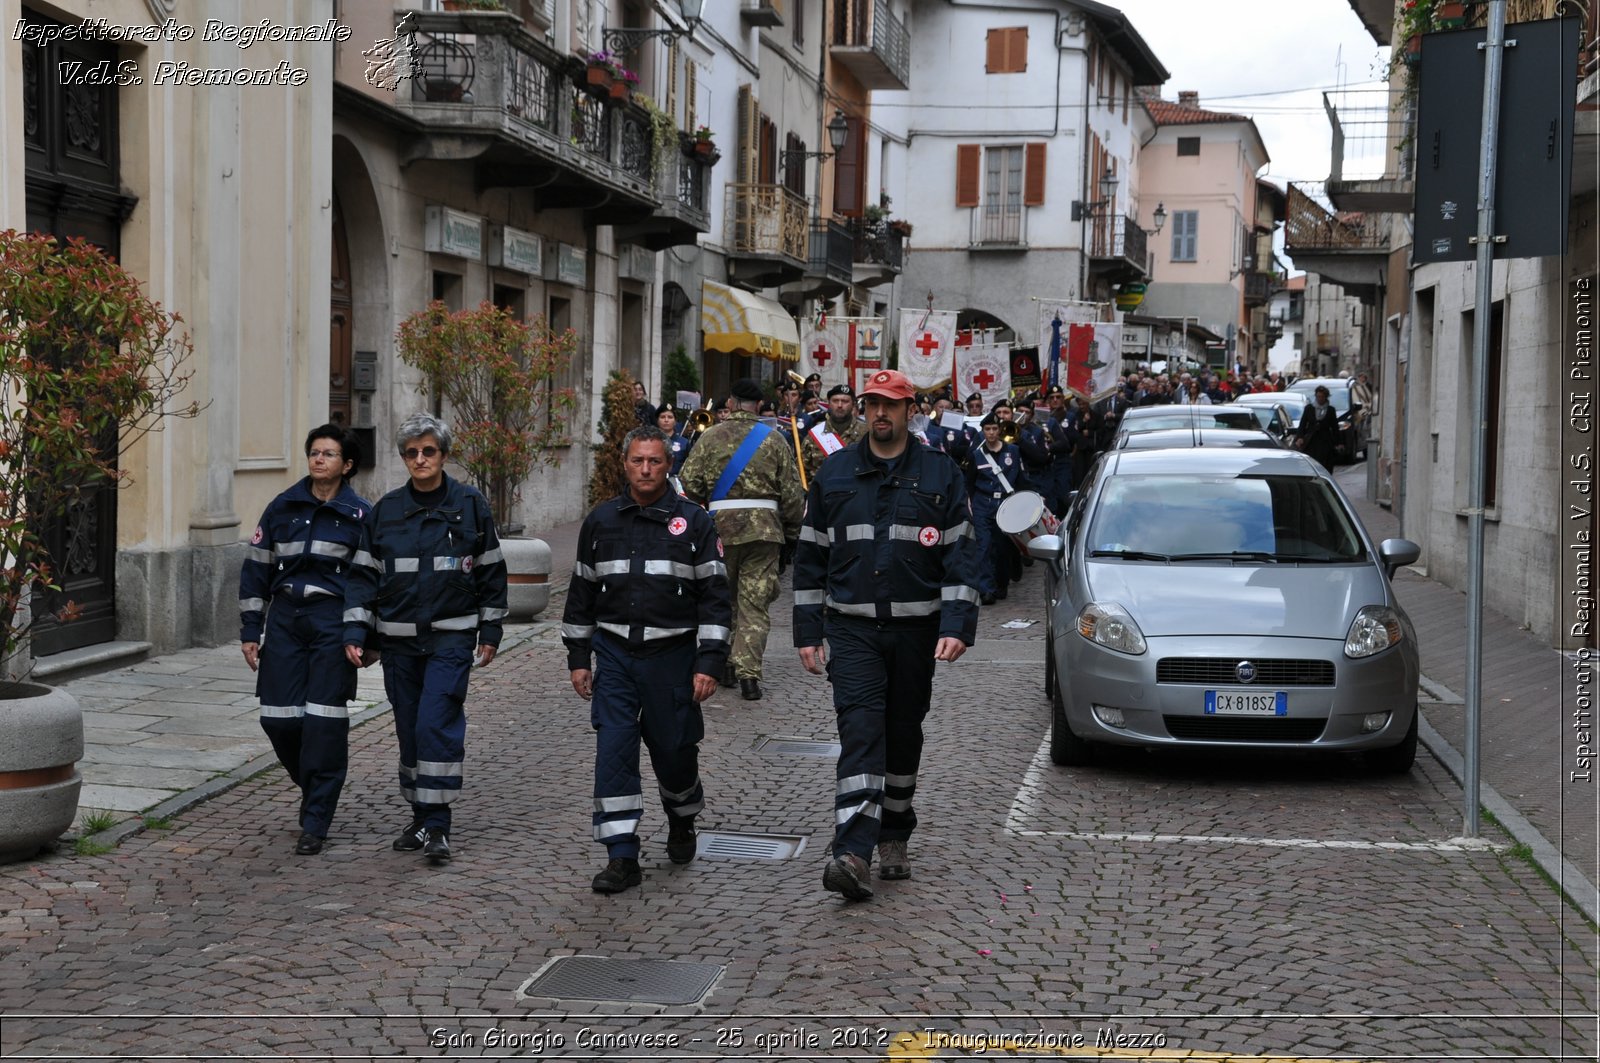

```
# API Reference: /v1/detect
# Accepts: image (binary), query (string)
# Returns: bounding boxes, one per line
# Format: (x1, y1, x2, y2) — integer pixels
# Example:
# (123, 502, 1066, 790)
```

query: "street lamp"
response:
(1071, 163, 1119, 222)
(1150, 202, 1167, 235)
(602, 0, 705, 54)
(780, 110, 850, 167)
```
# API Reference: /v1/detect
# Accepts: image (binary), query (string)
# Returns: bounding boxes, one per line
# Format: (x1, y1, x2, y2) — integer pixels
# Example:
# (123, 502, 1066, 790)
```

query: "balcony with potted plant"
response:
(372, 9, 661, 222)
(615, 103, 716, 250)
(845, 200, 906, 288)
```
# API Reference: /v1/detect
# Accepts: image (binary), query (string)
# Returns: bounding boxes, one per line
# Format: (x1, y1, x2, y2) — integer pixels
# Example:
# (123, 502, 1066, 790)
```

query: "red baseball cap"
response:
(859, 369, 916, 401)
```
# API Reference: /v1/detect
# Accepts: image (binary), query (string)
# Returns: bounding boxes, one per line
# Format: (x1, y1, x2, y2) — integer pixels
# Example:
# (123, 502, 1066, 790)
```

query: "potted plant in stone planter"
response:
(610, 65, 639, 101)
(691, 125, 716, 156)
(0, 230, 200, 862)
(585, 50, 621, 95)
(396, 301, 578, 619)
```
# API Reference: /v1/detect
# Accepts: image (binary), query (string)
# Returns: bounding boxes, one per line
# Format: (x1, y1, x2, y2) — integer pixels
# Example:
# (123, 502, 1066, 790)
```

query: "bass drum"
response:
(995, 489, 1059, 554)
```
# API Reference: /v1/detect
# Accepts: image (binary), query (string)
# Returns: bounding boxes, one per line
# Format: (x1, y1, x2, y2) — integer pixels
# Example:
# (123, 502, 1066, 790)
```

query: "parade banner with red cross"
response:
(898, 308, 958, 393)
(955, 330, 1011, 410)
(836, 317, 885, 393)
(1037, 300, 1121, 402)
(798, 322, 848, 388)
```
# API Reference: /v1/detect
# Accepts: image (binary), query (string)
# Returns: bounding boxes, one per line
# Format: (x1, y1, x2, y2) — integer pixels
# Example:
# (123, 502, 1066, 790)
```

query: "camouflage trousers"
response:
(724, 539, 781, 680)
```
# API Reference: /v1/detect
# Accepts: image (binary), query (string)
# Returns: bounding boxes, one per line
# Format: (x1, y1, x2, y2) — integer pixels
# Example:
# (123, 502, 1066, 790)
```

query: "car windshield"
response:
(1086, 473, 1367, 561)
(1289, 383, 1351, 414)
(1124, 410, 1261, 434)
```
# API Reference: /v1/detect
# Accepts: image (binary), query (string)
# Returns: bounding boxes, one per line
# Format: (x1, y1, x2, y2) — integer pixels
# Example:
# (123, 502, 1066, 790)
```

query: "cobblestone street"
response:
(0, 561, 1593, 1060)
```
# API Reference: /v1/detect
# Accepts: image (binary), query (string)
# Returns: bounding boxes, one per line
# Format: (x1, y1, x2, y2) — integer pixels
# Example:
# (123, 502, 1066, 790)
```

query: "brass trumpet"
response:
(998, 420, 1021, 445)
(785, 370, 806, 388)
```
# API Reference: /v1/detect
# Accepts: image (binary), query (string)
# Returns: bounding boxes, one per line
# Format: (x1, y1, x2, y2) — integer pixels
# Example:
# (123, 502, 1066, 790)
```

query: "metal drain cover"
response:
(695, 831, 807, 861)
(520, 956, 723, 1006)
(754, 735, 841, 758)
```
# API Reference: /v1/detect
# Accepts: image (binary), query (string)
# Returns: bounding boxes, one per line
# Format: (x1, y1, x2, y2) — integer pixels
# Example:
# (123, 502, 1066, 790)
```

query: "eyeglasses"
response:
(402, 446, 440, 461)
(307, 449, 343, 460)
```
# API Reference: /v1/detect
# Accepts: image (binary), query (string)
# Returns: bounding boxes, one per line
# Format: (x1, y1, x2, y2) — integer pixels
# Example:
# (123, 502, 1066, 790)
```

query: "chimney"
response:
(1178, 90, 1199, 107)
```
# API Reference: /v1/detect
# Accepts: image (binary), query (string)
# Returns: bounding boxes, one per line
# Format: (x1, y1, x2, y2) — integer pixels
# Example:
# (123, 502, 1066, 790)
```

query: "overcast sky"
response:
(1115, 0, 1393, 188)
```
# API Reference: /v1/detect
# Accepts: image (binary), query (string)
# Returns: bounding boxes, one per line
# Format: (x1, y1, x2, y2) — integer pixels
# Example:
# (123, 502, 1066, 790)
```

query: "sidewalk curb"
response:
(81, 620, 563, 853)
(1418, 705, 1599, 926)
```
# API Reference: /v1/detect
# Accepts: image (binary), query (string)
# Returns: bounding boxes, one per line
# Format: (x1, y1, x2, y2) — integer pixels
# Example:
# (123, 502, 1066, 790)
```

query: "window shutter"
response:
(833, 115, 865, 217)
(736, 84, 758, 184)
(986, 28, 1005, 72)
(759, 116, 777, 185)
(666, 40, 679, 125)
(1007, 27, 1027, 71)
(685, 59, 697, 132)
(956, 144, 981, 207)
(1023, 143, 1046, 206)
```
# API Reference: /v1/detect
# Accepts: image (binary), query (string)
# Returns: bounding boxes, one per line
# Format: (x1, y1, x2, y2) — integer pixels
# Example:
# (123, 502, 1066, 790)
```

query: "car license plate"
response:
(1204, 689, 1288, 716)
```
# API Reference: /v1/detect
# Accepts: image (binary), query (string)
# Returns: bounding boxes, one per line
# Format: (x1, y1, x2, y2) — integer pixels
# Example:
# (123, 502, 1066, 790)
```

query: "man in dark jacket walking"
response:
(563, 426, 732, 893)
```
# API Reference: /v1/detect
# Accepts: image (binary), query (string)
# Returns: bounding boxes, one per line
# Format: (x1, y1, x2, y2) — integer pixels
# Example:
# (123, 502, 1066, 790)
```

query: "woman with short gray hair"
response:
(344, 413, 507, 864)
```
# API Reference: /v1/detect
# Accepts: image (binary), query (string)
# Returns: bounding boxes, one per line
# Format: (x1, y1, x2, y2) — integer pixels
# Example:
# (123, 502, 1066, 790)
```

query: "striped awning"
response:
(701, 280, 799, 363)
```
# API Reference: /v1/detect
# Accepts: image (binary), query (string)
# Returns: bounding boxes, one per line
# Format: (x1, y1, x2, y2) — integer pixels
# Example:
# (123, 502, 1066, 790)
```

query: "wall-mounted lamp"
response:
(602, 0, 704, 54)
(780, 110, 850, 166)
(1150, 202, 1167, 235)
(1071, 163, 1118, 222)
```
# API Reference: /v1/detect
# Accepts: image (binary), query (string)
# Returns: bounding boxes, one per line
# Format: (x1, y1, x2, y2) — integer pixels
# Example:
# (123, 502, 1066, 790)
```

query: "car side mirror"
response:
(1379, 537, 1421, 578)
(1026, 533, 1064, 563)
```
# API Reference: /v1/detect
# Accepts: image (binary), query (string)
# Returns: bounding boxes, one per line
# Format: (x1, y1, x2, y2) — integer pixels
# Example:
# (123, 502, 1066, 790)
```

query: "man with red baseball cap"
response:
(792, 367, 981, 900)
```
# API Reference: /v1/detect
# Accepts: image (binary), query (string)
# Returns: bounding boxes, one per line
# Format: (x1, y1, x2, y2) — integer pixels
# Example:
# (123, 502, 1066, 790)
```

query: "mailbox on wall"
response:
(351, 350, 378, 470)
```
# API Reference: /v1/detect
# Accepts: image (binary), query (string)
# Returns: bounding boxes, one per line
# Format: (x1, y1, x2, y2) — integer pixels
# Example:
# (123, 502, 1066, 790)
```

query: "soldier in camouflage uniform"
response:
(679, 377, 804, 701)
(799, 384, 868, 482)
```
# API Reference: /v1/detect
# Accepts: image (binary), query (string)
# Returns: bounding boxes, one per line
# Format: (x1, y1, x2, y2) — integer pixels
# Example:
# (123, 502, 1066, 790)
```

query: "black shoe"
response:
(822, 852, 873, 900)
(392, 821, 427, 851)
(994, 588, 1008, 601)
(592, 857, 642, 893)
(980, 593, 996, 605)
(666, 819, 697, 864)
(740, 678, 762, 701)
(720, 665, 737, 688)
(294, 832, 324, 855)
(422, 827, 451, 862)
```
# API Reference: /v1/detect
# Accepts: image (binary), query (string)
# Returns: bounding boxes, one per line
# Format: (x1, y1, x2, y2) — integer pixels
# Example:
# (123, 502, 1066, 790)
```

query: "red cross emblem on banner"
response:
(811, 342, 835, 367)
(917, 526, 941, 547)
(914, 332, 941, 358)
(973, 368, 997, 390)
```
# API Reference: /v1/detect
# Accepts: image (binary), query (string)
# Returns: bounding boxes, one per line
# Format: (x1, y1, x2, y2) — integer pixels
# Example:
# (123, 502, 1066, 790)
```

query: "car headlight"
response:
(1077, 602, 1147, 655)
(1345, 605, 1404, 658)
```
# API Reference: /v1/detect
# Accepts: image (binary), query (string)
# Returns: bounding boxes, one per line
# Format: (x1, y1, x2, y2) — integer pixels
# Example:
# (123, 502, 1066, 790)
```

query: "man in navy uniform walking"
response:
(793, 369, 981, 900)
(564, 425, 732, 893)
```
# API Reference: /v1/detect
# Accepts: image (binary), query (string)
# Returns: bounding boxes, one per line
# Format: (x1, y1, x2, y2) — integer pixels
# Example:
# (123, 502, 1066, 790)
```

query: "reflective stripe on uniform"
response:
(417, 759, 463, 777)
(888, 525, 924, 542)
(843, 524, 875, 541)
(594, 818, 640, 840)
(658, 781, 699, 803)
(562, 622, 596, 639)
(239, 597, 266, 614)
(377, 620, 418, 637)
(835, 799, 882, 824)
(392, 557, 420, 573)
(479, 606, 508, 622)
(798, 525, 831, 546)
(883, 795, 914, 813)
(432, 614, 478, 631)
(259, 704, 303, 719)
(433, 555, 468, 571)
(246, 547, 273, 564)
(344, 607, 374, 626)
(943, 521, 974, 541)
(597, 622, 630, 639)
(837, 773, 884, 795)
(885, 772, 917, 788)
(274, 542, 307, 559)
(308, 540, 350, 559)
(644, 625, 692, 640)
(305, 702, 349, 719)
(352, 549, 381, 572)
(793, 589, 825, 606)
(594, 794, 644, 813)
(475, 546, 504, 566)
(404, 786, 459, 804)
(890, 599, 941, 617)
(942, 584, 981, 604)
(693, 561, 726, 580)
(644, 559, 695, 579)
(697, 624, 730, 642)
(573, 562, 598, 582)
(595, 559, 631, 577)
(825, 598, 878, 617)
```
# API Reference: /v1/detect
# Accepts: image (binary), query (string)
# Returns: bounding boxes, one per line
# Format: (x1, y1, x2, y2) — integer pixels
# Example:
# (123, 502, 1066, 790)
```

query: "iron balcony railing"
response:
(726, 183, 810, 264)
(399, 10, 656, 192)
(1243, 271, 1274, 305)
(845, 217, 905, 270)
(831, 0, 911, 89)
(1086, 213, 1148, 271)
(808, 218, 855, 284)
(1284, 182, 1389, 253)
